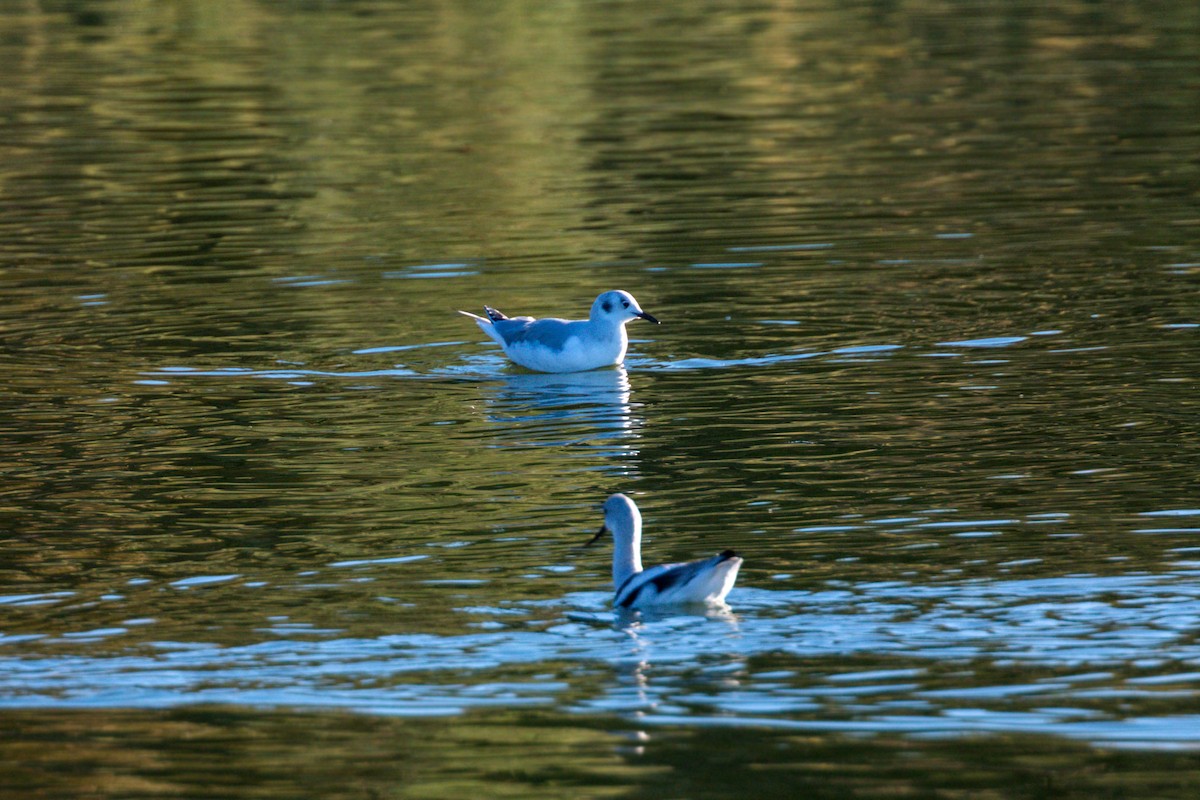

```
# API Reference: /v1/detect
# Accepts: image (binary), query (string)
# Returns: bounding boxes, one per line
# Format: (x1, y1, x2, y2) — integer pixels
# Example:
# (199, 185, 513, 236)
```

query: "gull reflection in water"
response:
(481, 366, 639, 455)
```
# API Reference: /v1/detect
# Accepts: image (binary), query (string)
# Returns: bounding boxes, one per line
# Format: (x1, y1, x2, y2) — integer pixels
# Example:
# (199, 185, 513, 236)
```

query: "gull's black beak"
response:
(635, 311, 660, 324)
(584, 524, 608, 547)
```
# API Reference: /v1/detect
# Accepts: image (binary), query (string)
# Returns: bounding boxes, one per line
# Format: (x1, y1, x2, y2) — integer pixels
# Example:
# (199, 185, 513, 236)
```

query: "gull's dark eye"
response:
(621, 300, 630, 309)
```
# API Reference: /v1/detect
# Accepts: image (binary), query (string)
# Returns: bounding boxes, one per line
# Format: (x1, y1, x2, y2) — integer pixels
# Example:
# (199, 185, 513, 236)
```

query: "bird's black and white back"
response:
(613, 549, 742, 608)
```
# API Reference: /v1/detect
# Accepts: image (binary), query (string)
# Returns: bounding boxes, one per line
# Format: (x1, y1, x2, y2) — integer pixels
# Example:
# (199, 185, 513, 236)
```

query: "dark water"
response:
(3, 1, 1200, 797)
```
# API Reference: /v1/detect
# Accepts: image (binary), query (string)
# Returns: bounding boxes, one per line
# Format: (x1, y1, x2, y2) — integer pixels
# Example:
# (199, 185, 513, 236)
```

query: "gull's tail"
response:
(457, 309, 488, 324)
(457, 307, 508, 346)
(456, 306, 507, 323)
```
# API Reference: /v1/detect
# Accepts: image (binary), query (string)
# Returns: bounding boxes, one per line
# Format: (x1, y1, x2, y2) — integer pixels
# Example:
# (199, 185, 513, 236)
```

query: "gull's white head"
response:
(589, 290, 659, 326)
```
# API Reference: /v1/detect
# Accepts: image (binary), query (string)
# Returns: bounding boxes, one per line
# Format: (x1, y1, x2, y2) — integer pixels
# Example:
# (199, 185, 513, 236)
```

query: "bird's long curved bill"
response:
(584, 525, 608, 547)
(635, 311, 660, 324)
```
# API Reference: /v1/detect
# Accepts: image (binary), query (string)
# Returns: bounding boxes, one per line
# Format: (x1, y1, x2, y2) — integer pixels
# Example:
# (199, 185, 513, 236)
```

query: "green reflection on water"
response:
(5, 709, 1200, 799)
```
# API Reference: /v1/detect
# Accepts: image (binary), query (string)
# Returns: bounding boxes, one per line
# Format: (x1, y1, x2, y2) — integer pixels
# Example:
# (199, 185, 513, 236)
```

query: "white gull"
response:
(458, 290, 659, 373)
(585, 493, 742, 609)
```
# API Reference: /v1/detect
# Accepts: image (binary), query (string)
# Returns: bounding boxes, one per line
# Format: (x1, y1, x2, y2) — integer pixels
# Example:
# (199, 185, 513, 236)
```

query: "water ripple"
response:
(2, 572, 1199, 747)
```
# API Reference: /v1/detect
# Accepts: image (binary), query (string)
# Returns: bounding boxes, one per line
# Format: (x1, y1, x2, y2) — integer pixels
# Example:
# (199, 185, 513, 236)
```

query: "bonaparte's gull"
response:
(458, 290, 659, 373)
(585, 493, 742, 608)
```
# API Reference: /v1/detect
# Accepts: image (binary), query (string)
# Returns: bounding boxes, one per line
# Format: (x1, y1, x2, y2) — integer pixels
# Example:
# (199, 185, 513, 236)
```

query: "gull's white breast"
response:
(505, 335, 626, 373)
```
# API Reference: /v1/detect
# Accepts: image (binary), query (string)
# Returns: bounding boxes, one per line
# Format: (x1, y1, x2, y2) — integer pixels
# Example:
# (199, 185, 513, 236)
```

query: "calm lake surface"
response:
(3, 1, 1200, 796)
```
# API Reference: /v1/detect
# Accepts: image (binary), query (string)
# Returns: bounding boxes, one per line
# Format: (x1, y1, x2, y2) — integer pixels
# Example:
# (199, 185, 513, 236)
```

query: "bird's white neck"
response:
(612, 523, 643, 587)
(587, 315, 628, 340)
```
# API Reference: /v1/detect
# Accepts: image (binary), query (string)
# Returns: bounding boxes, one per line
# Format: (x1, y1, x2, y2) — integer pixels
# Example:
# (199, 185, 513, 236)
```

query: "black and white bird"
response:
(458, 290, 659, 373)
(585, 493, 742, 609)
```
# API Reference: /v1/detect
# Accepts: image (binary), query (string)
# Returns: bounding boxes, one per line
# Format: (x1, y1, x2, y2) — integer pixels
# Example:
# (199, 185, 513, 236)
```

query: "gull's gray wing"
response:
(495, 317, 585, 352)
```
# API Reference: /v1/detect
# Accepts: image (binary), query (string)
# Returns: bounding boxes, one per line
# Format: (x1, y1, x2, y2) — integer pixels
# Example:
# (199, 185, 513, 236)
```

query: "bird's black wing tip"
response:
(718, 549, 739, 561)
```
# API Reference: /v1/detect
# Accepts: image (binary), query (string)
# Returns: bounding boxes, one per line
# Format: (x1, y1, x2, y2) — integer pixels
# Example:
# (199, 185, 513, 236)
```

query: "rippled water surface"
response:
(3, 1, 1200, 797)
